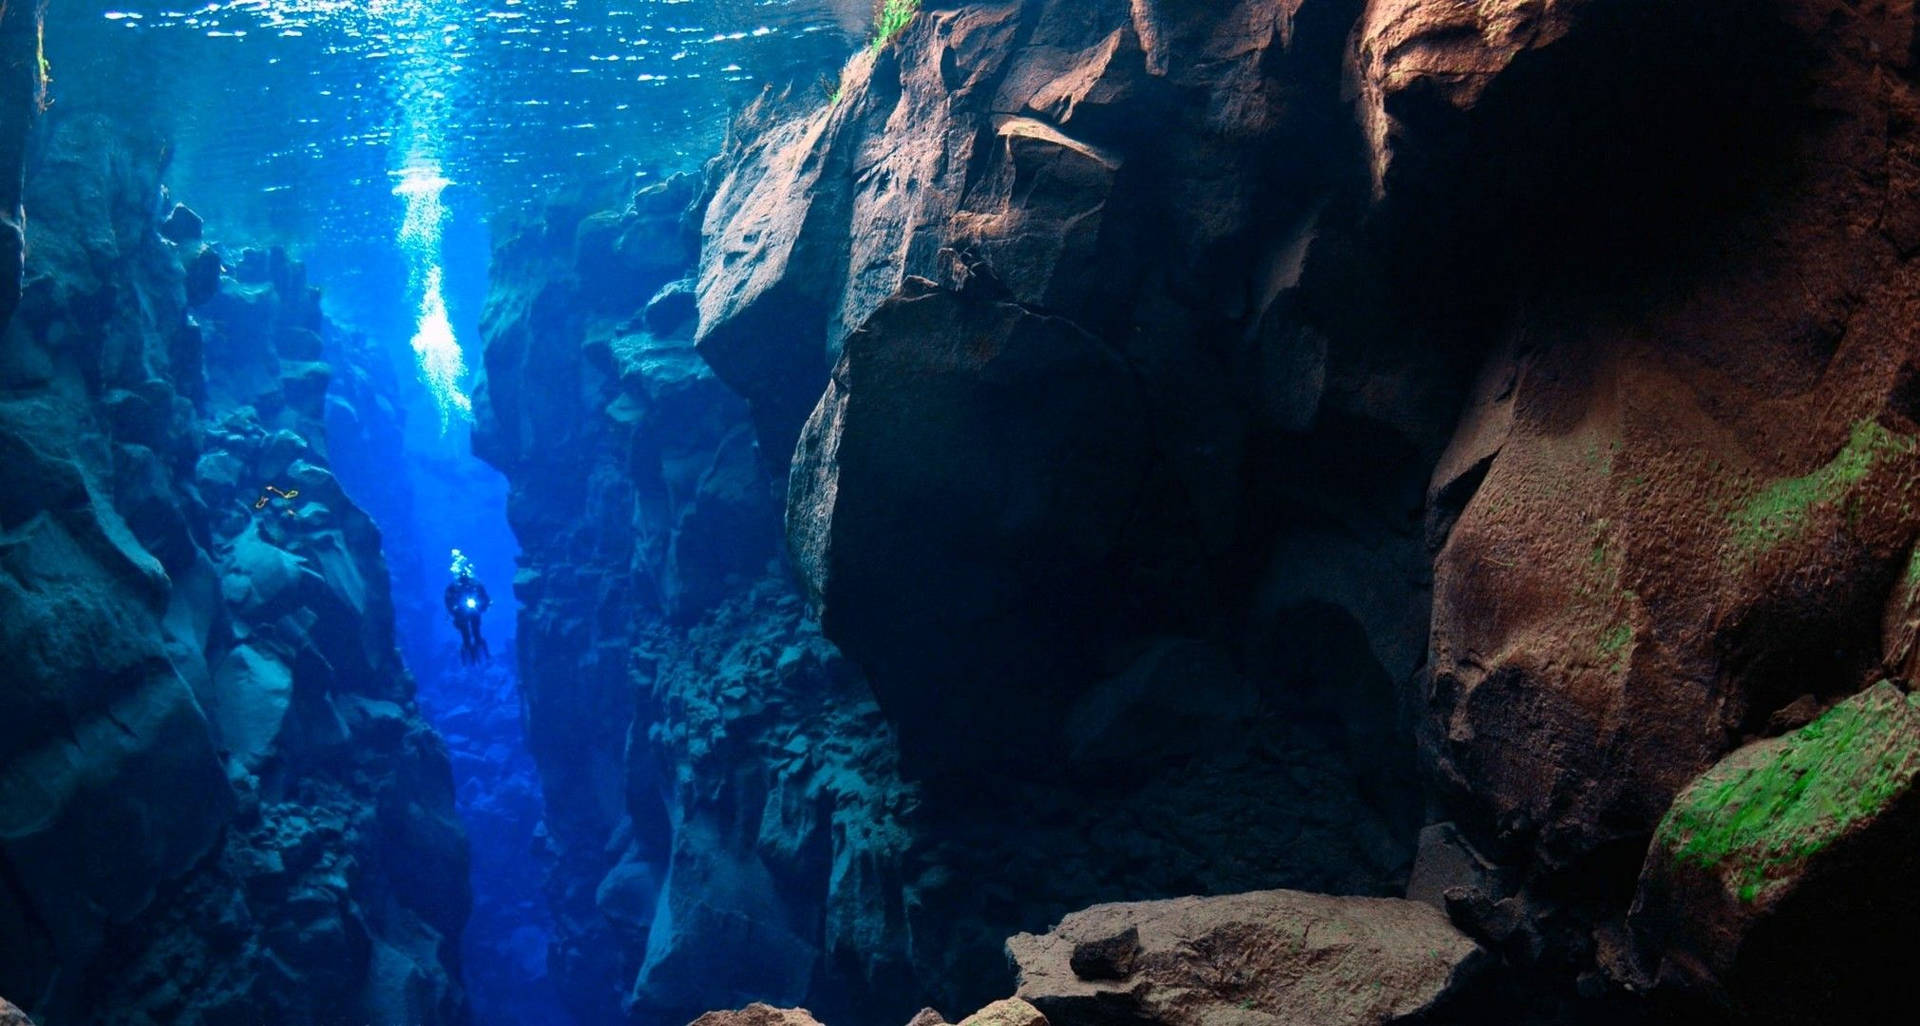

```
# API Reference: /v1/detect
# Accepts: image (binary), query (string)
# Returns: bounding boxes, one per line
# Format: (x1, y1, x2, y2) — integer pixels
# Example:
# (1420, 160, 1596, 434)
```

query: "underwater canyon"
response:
(4, 1, 1920, 1026)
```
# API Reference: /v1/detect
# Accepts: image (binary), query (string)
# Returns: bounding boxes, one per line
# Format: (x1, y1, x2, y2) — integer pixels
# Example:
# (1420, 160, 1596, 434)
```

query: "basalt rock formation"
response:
(0, 0, 40, 333)
(474, 179, 926, 1026)
(677, 0, 1920, 1022)
(696, 0, 1434, 1006)
(0, 113, 466, 1025)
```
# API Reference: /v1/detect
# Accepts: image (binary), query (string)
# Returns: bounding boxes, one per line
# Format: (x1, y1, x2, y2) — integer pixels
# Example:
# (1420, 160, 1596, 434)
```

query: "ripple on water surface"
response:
(52, 1, 852, 244)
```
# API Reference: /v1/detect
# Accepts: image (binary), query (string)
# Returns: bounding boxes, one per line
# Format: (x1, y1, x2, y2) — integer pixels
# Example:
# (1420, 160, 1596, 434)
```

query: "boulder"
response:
(1628, 682, 1920, 1020)
(956, 999, 1045, 1026)
(1008, 891, 1488, 1026)
(159, 203, 204, 245)
(689, 1004, 826, 1026)
(209, 643, 295, 768)
(0, 997, 34, 1025)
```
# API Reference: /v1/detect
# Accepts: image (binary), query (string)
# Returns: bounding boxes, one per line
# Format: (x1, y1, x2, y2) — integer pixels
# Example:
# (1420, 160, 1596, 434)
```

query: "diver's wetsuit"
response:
(445, 575, 491, 662)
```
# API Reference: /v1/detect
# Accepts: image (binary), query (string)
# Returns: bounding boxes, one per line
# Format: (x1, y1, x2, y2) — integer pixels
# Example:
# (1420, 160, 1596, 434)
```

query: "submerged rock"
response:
(1009, 891, 1489, 1026)
(1628, 682, 1920, 1020)
(477, 191, 922, 1026)
(955, 999, 1046, 1026)
(158, 203, 203, 245)
(788, 276, 1154, 775)
(690, 1005, 828, 1026)
(0, 112, 465, 1025)
(0, 0, 39, 336)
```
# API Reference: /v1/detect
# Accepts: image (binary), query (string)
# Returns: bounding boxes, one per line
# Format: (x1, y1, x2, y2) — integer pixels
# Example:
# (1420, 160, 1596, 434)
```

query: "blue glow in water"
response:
(41, 5, 854, 1024)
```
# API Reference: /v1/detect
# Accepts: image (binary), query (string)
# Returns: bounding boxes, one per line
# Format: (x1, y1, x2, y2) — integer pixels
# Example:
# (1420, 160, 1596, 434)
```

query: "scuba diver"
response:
(445, 549, 491, 664)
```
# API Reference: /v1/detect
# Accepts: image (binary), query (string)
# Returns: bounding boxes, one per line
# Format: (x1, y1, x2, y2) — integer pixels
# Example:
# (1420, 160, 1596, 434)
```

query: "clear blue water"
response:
(38, 3, 856, 1022)
(53, 1, 850, 243)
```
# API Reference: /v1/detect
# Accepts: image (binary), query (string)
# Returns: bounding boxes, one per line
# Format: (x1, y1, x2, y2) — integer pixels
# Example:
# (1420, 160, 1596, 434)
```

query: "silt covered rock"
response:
(1008, 890, 1489, 1026)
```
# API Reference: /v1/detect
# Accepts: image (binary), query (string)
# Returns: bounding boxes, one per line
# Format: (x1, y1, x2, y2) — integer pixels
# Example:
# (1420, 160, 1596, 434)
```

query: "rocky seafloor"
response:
(6, 0, 1920, 1025)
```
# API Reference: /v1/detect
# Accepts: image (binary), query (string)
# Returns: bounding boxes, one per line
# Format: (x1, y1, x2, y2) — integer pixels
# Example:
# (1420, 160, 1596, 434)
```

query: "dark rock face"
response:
(0, 113, 466, 1026)
(787, 276, 1155, 774)
(700, 0, 1432, 1006)
(1392, 0, 1920, 1017)
(1009, 891, 1489, 1026)
(0, 0, 40, 333)
(688, 0, 1920, 1021)
(710, 0, 1439, 811)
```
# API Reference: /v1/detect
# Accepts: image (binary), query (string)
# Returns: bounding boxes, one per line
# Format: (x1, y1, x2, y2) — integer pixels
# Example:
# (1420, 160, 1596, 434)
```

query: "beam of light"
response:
(393, 160, 470, 430)
(383, 0, 470, 432)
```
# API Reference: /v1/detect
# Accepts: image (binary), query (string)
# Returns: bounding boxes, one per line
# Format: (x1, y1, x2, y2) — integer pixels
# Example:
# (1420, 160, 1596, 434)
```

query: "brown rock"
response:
(1412, 0, 1920, 989)
(956, 998, 1046, 1026)
(1627, 682, 1920, 1021)
(1008, 890, 1488, 1026)
(688, 1004, 826, 1026)
(695, 0, 1028, 456)
(0, 997, 34, 1026)
(1351, 0, 1587, 196)
(1066, 924, 1139, 981)
(698, 0, 1920, 1014)
(902, 1009, 949, 1026)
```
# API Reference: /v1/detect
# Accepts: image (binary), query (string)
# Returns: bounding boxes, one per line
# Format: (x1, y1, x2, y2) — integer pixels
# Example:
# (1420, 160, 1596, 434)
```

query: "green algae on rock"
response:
(1652, 681, 1920, 904)
(1629, 681, 1920, 1018)
(1727, 419, 1918, 554)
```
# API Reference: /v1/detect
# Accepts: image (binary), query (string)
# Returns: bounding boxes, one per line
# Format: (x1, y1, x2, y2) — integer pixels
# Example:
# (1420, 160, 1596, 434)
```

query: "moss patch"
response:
(1597, 620, 1633, 669)
(1655, 682, 1920, 903)
(1728, 419, 1916, 553)
(869, 0, 921, 53)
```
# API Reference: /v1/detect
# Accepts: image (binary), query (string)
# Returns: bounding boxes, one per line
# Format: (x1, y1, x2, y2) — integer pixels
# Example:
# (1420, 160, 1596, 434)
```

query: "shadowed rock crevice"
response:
(1362, 0, 1817, 310)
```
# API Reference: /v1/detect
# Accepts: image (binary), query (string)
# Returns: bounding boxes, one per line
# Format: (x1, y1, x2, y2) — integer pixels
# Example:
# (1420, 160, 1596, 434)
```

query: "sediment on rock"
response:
(1009, 890, 1489, 1026)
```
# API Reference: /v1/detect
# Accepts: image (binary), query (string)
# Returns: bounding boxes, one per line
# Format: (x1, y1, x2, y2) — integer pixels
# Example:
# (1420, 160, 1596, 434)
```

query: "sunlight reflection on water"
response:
(56, 1, 849, 246)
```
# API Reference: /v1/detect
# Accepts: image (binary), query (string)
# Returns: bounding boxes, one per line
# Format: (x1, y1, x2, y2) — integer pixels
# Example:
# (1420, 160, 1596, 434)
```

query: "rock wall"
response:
(682, 0, 1920, 1022)
(0, 0, 40, 332)
(0, 113, 467, 1025)
(475, 175, 933, 1025)
(697, 0, 1438, 1005)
